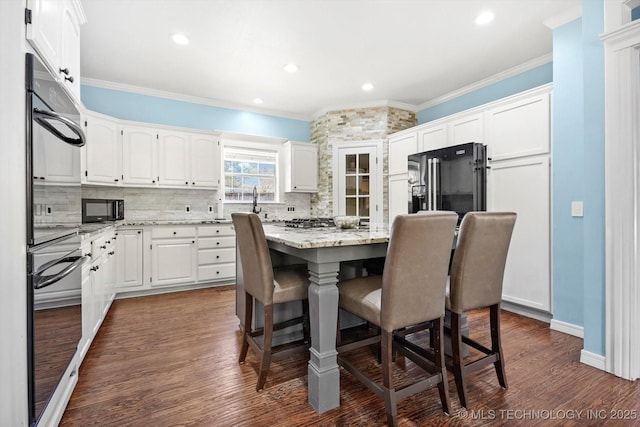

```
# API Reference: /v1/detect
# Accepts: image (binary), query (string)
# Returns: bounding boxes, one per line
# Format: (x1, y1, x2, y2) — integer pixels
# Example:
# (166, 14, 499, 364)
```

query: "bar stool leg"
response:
(490, 304, 508, 389)
(451, 311, 468, 408)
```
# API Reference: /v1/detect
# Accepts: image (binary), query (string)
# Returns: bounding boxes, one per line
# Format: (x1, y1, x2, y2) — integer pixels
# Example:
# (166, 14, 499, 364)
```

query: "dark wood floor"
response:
(60, 286, 640, 426)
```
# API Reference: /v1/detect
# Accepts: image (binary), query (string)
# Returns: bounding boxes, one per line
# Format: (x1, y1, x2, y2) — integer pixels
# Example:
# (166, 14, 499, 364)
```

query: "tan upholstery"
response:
(232, 212, 310, 391)
(336, 212, 458, 426)
(445, 211, 517, 408)
(338, 212, 458, 331)
(446, 212, 517, 313)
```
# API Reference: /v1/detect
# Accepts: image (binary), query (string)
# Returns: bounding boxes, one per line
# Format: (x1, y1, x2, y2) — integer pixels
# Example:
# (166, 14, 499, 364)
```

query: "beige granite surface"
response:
(262, 223, 389, 249)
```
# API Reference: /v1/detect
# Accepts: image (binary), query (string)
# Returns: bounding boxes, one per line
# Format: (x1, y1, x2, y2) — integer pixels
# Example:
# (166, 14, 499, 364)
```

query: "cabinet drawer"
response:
(151, 227, 196, 239)
(198, 236, 235, 249)
(198, 263, 235, 282)
(198, 248, 235, 265)
(198, 224, 234, 237)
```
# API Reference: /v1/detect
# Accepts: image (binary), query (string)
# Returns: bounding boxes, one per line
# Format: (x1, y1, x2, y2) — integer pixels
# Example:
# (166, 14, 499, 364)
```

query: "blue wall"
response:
(417, 63, 553, 123)
(552, 19, 585, 329)
(581, 0, 605, 356)
(81, 85, 311, 142)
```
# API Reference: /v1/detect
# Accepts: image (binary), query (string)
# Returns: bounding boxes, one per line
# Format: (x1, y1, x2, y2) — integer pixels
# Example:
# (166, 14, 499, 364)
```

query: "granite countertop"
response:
(262, 223, 389, 249)
(117, 219, 233, 226)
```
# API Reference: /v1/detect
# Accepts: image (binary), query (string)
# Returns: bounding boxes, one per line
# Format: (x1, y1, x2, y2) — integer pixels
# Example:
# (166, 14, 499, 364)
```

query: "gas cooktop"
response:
(284, 218, 335, 228)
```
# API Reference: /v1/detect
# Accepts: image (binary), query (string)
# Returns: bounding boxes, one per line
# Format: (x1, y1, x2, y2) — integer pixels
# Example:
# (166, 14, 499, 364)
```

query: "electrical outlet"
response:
(208, 205, 214, 213)
(45, 205, 52, 216)
(185, 205, 191, 213)
(287, 206, 295, 212)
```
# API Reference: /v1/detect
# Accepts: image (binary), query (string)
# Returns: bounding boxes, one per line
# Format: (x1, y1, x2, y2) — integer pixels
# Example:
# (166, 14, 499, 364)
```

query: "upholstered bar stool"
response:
(232, 213, 311, 391)
(446, 211, 517, 408)
(336, 212, 458, 426)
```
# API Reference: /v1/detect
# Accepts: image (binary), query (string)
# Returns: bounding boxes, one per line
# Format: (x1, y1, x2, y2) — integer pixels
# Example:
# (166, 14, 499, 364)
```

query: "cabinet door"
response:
(26, 0, 63, 75)
(151, 239, 197, 286)
(122, 126, 157, 185)
(158, 131, 190, 186)
(449, 113, 483, 145)
(417, 124, 447, 152)
(116, 230, 144, 289)
(487, 156, 550, 312)
(388, 175, 410, 227)
(388, 132, 417, 176)
(59, 0, 82, 99)
(486, 93, 550, 160)
(288, 143, 318, 192)
(190, 134, 219, 188)
(84, 115, 121, 184)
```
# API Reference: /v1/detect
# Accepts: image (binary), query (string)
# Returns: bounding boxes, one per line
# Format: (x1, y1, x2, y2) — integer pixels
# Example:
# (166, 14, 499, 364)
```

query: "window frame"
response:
(220, 138, 285, 204)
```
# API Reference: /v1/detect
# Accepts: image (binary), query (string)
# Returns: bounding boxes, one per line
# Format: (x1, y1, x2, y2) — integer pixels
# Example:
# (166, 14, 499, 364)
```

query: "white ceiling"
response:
(79, 0, 579, 120)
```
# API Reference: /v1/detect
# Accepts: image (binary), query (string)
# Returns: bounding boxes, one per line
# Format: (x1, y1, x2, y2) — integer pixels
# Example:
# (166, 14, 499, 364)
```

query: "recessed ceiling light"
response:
(283, 63, 299, 73)
(475, 11, 495, 25)
(362, 83, 374, 91)
(172, 33, 189, 45)
(253, 98, 263, 105)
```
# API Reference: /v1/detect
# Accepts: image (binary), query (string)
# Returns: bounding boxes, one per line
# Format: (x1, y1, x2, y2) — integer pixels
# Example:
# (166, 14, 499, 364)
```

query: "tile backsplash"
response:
(80, 186, 311, 221)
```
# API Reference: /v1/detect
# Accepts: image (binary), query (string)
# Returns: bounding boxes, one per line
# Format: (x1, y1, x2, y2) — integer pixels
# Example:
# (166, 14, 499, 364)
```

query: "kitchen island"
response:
(261, 224, 389, 413)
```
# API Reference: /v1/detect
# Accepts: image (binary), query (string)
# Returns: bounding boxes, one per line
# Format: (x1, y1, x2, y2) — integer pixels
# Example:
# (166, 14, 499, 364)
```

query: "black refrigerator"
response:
(408, 142, 487, 222)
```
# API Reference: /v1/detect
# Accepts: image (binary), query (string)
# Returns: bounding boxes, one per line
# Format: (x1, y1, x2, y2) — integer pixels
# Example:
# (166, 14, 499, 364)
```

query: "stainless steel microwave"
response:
(82, 198, 124, 223)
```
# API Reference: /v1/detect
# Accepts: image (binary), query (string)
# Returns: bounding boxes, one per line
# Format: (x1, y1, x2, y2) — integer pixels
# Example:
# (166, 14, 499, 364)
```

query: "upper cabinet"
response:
(122, 125, 158, 185)
(485, 93, 550, 161)
(83, 114, 121, 184)
(388, 131, 418, 176)
(190, 134, 220, 188)
(82, 112, 220, 189)
(416, 112, 483, 153)
(26, 0, 86, 103)
(284, 141, 318, 192)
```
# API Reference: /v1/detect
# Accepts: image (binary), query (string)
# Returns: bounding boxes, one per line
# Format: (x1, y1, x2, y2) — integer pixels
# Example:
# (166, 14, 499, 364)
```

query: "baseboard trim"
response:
(501, 300, 552, 323)
(580, 350, 606, 371)
(550, 319, 584, 338)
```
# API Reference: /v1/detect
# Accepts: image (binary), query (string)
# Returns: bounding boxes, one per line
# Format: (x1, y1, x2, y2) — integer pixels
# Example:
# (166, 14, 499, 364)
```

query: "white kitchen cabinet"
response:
(388, 131, 417, 176)
(190, 134, 220, 188)
(487, 156, 550, 312)
(449, 113, 484, 146)
(388, 175, 410, 226)
(197, 224, 236, 282)
(417, 123, 447, 152)
(83, 114, 122, 184)
(150, 227, 197, 286)
(158, 130, 190, 187)
(485, 92, 550, 161)
(80, 228, 116, 358)
(116, 229, 144, 290)
(284, 141, 318, 192)
(32, 119, 80, 184)
(122, 125, 158, 185)
(26, 0, 85, 102)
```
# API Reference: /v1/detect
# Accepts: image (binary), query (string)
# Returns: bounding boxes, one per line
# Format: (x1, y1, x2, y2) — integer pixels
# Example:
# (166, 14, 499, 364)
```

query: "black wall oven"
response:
(26, 53, 87, 425)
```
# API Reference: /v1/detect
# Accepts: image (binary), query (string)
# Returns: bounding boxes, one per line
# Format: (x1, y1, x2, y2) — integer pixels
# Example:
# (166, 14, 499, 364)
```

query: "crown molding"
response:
(311, 99, 417, 120)
(416, 53, 553, 112)
(543, 4, 582, 29)
(80, 77, 311, 122)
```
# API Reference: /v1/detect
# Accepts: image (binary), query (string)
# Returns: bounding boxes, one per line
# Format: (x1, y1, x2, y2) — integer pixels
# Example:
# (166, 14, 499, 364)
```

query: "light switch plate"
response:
(571, 201, 583, 217)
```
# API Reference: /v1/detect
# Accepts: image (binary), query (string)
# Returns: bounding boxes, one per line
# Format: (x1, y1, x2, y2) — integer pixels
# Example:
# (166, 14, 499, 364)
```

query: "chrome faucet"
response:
(252, 185, 262, 214)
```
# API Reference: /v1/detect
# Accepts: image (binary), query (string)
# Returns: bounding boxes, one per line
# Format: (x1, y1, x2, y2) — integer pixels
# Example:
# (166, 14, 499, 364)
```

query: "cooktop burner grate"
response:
(284, 217, 335, 228)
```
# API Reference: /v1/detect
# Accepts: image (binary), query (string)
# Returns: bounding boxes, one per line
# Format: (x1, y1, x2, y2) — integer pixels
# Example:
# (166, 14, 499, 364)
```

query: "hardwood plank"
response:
(60, 287, 640, 426)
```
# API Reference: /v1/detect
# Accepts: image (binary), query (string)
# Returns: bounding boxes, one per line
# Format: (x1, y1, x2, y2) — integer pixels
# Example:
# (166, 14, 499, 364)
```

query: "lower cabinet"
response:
(80, 227, 117, 359)
(150, 227, 197, 287)
(197, 224, 236, 282)
(487, 156, 550, 312)
(116, 229, 144, 290)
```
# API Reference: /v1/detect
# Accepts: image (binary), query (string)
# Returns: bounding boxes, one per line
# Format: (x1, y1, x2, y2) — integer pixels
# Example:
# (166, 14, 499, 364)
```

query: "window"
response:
(223, 148, 278, 202)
